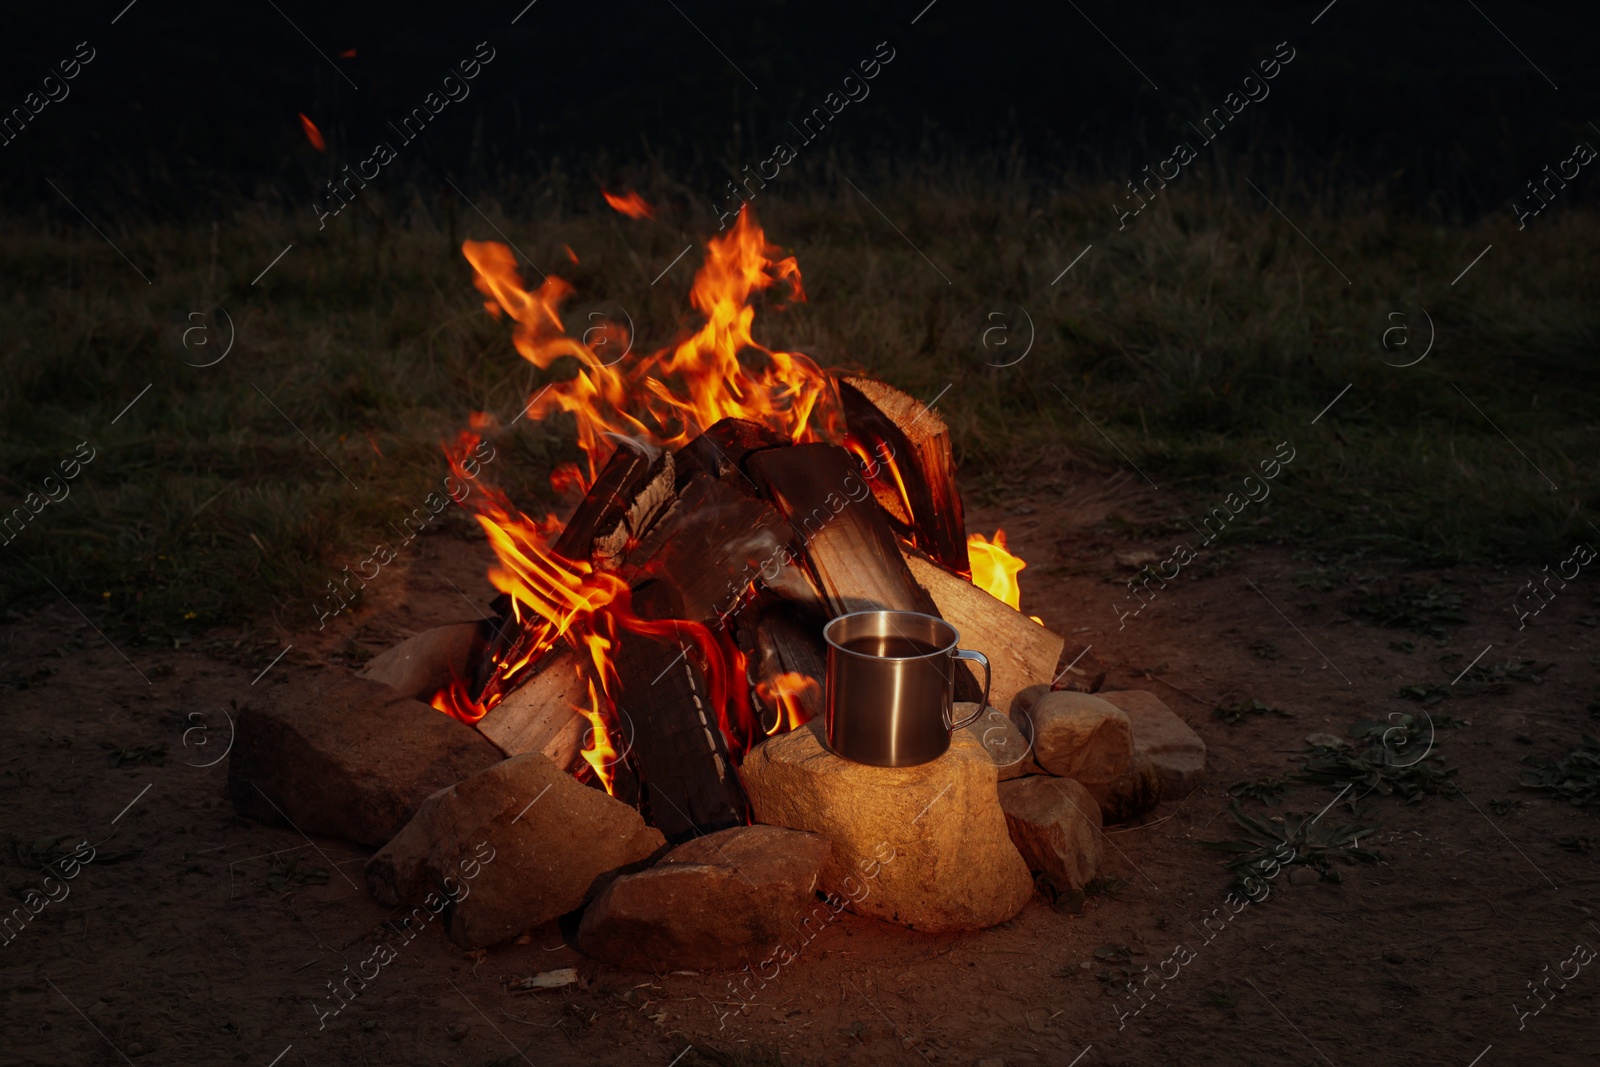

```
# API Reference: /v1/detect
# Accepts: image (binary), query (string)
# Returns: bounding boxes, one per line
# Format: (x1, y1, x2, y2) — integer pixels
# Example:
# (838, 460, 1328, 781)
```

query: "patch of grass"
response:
(1214, 699, 1294, 725)
(1462, 659, 1553, 688)
(1229, 775, 1289, 804)
(1346, 581, 1469, 637)
(1295, 715, 1458, 803)
(2, 175, 1597, 637)
(1519, 736, 1600, 806)
(1198, 804, 1381, 888)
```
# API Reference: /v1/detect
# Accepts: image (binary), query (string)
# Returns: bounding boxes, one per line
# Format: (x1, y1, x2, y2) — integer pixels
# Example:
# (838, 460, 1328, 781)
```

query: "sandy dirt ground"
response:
(3, 467, 1598, 1067)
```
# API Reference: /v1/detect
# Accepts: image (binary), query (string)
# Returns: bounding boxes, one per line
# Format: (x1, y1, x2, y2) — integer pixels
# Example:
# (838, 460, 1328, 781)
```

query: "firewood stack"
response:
(456, 379, 1065, 843)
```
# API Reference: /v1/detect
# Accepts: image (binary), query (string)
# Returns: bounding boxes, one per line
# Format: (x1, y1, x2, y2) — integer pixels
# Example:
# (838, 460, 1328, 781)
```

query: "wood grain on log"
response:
(747, 442, 983, 703)
(620, 471, 795, 626)
(611, 580, 749, 842)
(903, 548, 1065, 715)
(840, 376, 970, 575)
(472, 645, 588, 770)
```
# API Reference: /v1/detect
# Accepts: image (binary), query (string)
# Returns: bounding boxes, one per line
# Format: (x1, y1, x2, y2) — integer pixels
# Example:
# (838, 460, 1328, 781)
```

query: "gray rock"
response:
(365, 752, 665, 948)
(227, 672, 502, 847)
(576, 825, 830, 971)
(1097, 690, 1206, 800)
(997, 776, 1103, 890)
(1018, 691, 1133, 785)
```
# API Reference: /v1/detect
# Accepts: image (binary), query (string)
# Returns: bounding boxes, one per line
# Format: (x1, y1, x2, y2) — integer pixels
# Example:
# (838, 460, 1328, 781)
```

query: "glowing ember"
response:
(967, 529, 1027, 611)
(298, 112, 326, 152)
(602, 189, 655, 219)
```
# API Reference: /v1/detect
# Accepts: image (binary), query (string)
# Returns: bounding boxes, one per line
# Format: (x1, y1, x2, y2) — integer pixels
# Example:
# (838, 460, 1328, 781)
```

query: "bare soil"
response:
(4, 471, 1597, 1067)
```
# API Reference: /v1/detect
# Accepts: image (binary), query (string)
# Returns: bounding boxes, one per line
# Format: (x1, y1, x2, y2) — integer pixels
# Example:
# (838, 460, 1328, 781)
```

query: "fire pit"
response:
(226, 208, 1206, 970)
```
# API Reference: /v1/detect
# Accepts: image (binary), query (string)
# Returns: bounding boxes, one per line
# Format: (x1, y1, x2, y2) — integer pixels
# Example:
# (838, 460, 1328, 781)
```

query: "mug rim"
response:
(822, 609, 960, 660)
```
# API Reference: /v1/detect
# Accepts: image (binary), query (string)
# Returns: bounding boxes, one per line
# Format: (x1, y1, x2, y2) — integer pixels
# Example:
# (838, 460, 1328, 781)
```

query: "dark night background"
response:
(2, 1, 1596, 220)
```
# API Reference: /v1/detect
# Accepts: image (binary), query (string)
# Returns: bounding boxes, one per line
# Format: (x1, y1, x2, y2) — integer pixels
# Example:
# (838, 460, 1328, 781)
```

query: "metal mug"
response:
(822, 610, 992, 767)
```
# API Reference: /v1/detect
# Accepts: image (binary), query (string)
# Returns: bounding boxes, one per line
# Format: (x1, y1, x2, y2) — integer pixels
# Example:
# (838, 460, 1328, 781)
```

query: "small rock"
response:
(515, 968, 579, 989)
(740, 721, 1031, 932)
(1115, 550, 1159, 569)
(228, 672, 503, 847)
(1011, 684, 1050, 717)
(1305, 732, 1349, 748)
(358, 621, 486, 701)
(446, 1023, 469, 1041)
(997, 776, 1103, 890)
(126, 1042, 145, 1056)
(1384, 952, 1406, 965)
(365, 752, 664, 948)
(960, 704, 1040, 780)
(1083, 753, 1163, 825)
(1097, 690, 1206, 802)
(1016, 692, 1133, 785)
(577, 825, 830, 970)
(1287, 867, 1320, 885)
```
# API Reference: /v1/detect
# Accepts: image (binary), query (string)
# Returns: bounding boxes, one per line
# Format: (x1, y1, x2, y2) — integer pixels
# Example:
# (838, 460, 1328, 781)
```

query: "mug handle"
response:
(945, 649, 991, 730)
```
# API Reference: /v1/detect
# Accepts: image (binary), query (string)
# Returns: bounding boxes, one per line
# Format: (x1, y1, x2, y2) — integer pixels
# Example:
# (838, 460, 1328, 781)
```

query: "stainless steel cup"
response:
(821, 610, 992, 767)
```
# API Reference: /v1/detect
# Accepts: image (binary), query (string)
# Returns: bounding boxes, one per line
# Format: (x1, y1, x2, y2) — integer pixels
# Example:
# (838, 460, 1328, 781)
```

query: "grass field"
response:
(2, 161, 1596, 641)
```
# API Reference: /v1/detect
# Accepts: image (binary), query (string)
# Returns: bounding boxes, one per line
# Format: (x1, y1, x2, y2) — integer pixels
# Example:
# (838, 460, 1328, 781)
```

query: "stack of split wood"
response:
(461, 376, 1066, 842)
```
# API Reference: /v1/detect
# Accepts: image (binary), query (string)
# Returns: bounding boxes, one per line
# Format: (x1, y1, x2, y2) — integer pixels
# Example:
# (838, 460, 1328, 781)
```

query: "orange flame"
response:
(575, 677, 618, 792)
(968, 529, 1026, 611)
(298, 112, 326, 152)
(435, 212, 846, 794)
(602, 189, 655, 219)
(755, 672, 818, 736)
(462, 208, 839, 492)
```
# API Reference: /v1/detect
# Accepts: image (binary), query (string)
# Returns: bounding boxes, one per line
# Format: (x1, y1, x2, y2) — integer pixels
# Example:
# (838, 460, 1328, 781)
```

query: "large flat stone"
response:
(1097, 690, 1206, 800)
(228, 672, 503, 847)
(576, 825, 830, 971)
(357, 621, 485, 701)
(366, 753, 665, 949)
(739, 721, 1031, 933)
(998, 776, 1103, 890)
(1016, 691, 1133, 785)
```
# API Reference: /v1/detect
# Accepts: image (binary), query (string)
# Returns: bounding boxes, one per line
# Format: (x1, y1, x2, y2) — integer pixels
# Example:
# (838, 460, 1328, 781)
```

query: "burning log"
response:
(903, 547, 1065, 716)
(674, 416, 788, 492)
(610, 579, 749, 842)
(839, 376, 970, 575)
(470, 646, 588, 770)
(749, 598, 827, 728)
(619, 470, 794, 625)
(747, 441, 938, 619)
(746, 441, 985, 704)
(471, 445, 666, 700)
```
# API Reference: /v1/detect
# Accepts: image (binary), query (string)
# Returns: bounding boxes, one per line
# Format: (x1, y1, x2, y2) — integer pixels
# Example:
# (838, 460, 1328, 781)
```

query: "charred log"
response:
(610, 579, 749, 842)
